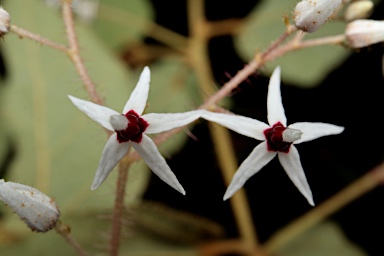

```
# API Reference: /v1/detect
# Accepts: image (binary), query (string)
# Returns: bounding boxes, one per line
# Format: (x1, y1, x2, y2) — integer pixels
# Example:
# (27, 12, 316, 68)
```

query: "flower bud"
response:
(0, 6, 10, 36)
(346, 19, 384, 48)
(294, 0, 342, 32)
(344, 1, 374, 22)
(0, 179, 60, 232)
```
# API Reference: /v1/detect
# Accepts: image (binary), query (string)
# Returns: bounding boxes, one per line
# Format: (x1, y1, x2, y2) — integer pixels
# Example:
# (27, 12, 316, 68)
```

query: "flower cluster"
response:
(342, 0, 384, 48)
(0, 4, 354, 234)
(292, 0, 384, 48)
(68, 66, 344, 206)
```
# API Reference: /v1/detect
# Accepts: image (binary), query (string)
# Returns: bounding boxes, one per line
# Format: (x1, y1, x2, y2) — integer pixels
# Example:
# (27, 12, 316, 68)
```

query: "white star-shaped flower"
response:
(68, 67, 202, 194)
(201, 67, 344, 206)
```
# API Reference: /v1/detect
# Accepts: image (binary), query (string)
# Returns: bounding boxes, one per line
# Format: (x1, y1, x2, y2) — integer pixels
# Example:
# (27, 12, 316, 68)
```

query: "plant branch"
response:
(55, 221, 89, 256)
(9, 25, 68, 52)
(126, 29, 347, 167)
(198, 25, 297, 109)
(201, 31, 346, 109)
(259, 25, 297, 59)
(9, 2, 105, 107)
(264, 34, 346, 63)
(263, 161, 384, 253)
(199, 239, 270, 256)
(61, 0, 104, 105)
(109, 156, 131, 256)
(205, 19, 244, 38)
(208, 122, 261, 254)
(187, 0, 260, 253)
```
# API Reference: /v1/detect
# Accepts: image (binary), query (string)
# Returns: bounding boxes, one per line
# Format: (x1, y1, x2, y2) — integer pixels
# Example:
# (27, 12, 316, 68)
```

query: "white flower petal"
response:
(201, 110, 268, 141)
(288, 122, 345, 144)
(143, 110, 203, 134)
(132, 135, 185, 195)
(223, 142, 276, 200)
(123, 67, 151, 115)
(91, 134, 130, 190)
(267, 66, 287, 127)
(68, 95, 119, 131)
(278, 146, 314, 206)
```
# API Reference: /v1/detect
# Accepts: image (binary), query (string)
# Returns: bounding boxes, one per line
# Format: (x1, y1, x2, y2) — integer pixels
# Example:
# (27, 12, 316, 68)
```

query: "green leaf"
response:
(93, 0, 153, 50)
(1, 0, 197, 219)
(2, 0, 123, 214)
(276, 221, 367, 256)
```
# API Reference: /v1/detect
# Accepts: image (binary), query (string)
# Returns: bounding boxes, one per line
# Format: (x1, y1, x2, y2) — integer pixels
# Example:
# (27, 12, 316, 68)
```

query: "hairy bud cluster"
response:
(0, 179, 60, 232)
(294, 0, 342, 32)
(346, 19, 384, 48)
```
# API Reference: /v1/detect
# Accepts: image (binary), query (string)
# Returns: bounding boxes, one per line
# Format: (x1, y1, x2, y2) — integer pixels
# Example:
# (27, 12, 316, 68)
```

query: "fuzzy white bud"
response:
(346, 19, 384, 48)
(344, 1, 374, 22)
(110, 115, 128, 131)
(0, 6, 10, 36)
(294, 0, 342, 32)
(282, 128, 303, 143)
(0, 179, 60, 232)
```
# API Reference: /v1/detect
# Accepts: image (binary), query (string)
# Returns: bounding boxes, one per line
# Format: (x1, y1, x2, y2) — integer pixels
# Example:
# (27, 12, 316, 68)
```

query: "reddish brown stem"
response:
(10, 25, 68, 52)
(61, 0, 103, 105)
(55, 221, 89, 256)
(109, 159, 130, 256)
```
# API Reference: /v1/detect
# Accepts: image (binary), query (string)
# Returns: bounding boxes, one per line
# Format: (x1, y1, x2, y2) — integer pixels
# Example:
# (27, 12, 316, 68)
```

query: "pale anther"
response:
(282, 128, 303, 143)
(110, 115, 128, 131)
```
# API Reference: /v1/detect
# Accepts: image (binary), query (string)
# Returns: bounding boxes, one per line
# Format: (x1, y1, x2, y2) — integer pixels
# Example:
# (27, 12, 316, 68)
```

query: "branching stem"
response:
(109, 157, 131, 256)
(61, 0, 103, 105)
(7, 3, 364, 255)
(10, 25, 68, 52)
(264, 161, 384, 253)
(55, 221, 89, 256)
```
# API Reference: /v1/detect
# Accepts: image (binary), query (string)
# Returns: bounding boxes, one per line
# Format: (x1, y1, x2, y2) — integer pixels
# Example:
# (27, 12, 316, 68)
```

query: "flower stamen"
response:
(264, 122, 292, 152)
(282, 128, 302, 143)
(113, 110, 149, 143)
(110, 115, 129, 131)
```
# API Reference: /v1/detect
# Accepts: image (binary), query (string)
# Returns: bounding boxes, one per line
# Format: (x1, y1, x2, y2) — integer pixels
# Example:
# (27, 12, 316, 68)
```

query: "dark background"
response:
(1, 0, 383, 255)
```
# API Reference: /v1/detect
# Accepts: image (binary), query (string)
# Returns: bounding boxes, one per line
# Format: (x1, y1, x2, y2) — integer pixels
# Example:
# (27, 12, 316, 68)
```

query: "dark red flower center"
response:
(263, 122, 292, 153)
(115, 110, 149, 143)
